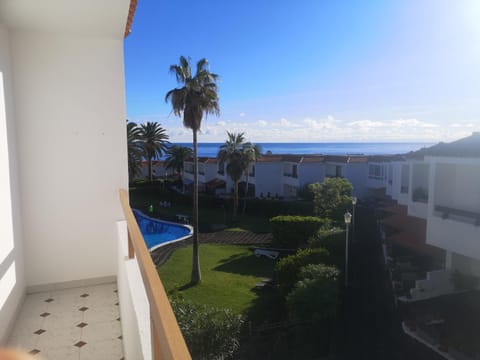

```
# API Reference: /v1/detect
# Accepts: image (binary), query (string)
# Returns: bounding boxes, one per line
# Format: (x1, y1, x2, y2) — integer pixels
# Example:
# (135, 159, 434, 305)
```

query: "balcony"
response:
(400, 185, 409, 194)
(283, 172, 298, 178)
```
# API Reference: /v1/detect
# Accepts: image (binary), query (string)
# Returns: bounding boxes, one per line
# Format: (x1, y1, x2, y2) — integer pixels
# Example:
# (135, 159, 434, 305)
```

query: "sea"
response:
(173, 142, 433, 158)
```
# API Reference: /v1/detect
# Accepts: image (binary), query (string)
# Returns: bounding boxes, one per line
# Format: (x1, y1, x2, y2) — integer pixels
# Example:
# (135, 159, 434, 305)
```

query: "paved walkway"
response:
(151, 231, 272, 267)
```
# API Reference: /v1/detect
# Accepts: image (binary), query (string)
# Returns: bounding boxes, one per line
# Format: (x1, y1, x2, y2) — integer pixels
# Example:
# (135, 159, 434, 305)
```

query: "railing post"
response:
(128, 232, 135, 259)
(151, 316, 162, 360)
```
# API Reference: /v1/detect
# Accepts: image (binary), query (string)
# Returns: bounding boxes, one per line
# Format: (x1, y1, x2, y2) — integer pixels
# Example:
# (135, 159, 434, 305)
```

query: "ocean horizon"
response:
(172, 142, 434, 158)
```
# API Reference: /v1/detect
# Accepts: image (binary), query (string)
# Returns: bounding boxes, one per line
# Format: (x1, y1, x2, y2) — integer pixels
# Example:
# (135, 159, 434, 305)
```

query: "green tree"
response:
(126, 120, 143, 182)
(218, 132, 249, 217)
(165, 145, 193, 179)
(241, 143, 262, 213)
(139, 122, 170, 181)
(165, 56, 220, 284)
(309, 177, 353, 223)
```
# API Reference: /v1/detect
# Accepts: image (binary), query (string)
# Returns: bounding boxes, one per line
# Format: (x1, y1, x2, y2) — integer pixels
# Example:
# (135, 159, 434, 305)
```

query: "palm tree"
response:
(126, 120, 143, 182)
(139, 122, 170, 181)
(164, 145, 193, 180)
(165, 56, 220, 285)
(218, 132, 249, 218)
(241, 143, 262, 213)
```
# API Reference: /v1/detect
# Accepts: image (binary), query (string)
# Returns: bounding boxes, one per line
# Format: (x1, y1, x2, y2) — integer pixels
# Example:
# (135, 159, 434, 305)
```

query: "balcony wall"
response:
(408, 162, 429, 219)
(426, 159, 480, 260)
(0, 24, 26, 344)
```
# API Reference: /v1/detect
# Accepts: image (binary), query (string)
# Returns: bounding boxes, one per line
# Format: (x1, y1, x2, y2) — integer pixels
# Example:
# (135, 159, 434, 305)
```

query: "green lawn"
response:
(158, 244, 278, 316)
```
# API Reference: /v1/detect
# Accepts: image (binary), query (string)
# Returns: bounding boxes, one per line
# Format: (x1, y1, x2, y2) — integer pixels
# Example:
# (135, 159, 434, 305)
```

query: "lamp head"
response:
(344, 211, 352, 224)
(352, 197, 357, 205)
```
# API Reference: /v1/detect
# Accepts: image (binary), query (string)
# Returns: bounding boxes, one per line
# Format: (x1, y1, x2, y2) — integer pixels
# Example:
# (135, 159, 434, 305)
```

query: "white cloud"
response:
(239, 112, 246, 117)
(257, 120, 268, 127)
(216, 120, 226, 126)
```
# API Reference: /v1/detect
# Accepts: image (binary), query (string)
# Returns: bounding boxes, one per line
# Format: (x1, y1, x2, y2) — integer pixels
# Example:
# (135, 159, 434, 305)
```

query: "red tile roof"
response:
(124, 0, 138, 38)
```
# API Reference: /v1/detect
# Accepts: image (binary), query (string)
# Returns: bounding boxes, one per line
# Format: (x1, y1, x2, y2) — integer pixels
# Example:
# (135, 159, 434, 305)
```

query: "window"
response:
(368, 164, 384, 179)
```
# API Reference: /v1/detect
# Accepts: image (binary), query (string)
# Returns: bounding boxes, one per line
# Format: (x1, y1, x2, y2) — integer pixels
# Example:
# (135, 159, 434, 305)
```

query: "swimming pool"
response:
(133, 209, 193, 251)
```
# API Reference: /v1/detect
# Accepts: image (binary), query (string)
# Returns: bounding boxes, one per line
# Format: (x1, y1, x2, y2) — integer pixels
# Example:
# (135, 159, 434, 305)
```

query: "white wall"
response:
(344, 163, 368, 198)
(10, 30, 128, 286)
(299, 163, 324, 188)
(117, 221, 149, 360)
(0, 24, 25, 344)
(255, 162, 283, 197)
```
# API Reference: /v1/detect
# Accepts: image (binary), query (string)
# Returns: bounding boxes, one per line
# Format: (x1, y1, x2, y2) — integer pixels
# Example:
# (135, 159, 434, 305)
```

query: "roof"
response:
(186, 157, 219, 164)
(407, 132, 480, 159)
(124, 0, 138, 38)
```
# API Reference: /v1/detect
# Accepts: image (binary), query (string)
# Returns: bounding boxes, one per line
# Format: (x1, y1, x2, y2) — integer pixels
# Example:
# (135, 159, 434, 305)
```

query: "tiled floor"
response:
(8, 283, 124, 360)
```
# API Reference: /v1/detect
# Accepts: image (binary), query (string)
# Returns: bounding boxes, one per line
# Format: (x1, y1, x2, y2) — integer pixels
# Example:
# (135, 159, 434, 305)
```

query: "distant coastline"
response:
(172, 142, 434, 158)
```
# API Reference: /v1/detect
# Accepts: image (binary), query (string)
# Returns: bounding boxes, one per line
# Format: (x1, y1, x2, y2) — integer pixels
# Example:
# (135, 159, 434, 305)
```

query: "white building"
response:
(0, 1, 189, 359)
(383, 133, 480, 301)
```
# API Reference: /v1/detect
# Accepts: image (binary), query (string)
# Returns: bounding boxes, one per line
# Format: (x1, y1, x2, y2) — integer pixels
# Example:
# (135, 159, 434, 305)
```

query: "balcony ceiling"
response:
(0, 0, 131, 39)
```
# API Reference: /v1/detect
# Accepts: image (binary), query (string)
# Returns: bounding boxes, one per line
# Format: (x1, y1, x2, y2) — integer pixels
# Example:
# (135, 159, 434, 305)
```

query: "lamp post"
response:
(352, 196, 357, 242)
(344, 211, 352, 287)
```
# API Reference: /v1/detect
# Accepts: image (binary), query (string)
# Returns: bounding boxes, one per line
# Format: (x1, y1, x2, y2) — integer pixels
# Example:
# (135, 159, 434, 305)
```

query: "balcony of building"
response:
(397, 164, 410, 205)
(3, 190, 191, 360)
(325, 164, 343, 178)
(426, 161, 480, 260)
(408, 163, 430, 219)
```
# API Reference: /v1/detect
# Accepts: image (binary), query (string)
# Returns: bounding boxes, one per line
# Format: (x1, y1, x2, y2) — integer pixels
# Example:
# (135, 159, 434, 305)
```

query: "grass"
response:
(158, 244, 279, 317)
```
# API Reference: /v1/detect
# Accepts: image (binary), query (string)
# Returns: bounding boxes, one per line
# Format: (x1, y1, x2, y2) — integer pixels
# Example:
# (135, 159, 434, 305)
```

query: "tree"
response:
(241, 143, 262, 213)
(126, 121, 143, 182)
(164, 145, 193, 179)
(165, 56, 220, 284)
(218, 132, 249, 218)
(139, 122, 170, 181)
(309, 178, 353, 223)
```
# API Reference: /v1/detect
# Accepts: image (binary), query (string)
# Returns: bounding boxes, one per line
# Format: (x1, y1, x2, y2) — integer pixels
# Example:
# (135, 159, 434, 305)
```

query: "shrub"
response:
(309, 178, 353, 223)
(286, 265, 339, 322)
(270, 216, 329, 249)
(308, 227, 346, 260)
(274, 248, 332, 292)
(171, 300, 244, 360)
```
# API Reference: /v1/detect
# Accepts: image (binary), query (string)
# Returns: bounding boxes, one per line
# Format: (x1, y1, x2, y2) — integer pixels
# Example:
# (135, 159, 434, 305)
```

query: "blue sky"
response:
(124, 0, 480, 142)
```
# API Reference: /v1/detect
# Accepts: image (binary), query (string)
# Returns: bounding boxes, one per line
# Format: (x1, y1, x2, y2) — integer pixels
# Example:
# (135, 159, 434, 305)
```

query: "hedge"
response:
(273, 248, 332, 292)
(270, 216, 329, 249)
(286, 264, 339, 322)
(171, 300, 244, 360)
(308, 227, 346, 261)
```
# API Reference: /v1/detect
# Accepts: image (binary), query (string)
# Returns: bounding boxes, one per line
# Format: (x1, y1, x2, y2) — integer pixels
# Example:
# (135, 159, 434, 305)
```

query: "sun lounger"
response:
(254, 249, 279, 260)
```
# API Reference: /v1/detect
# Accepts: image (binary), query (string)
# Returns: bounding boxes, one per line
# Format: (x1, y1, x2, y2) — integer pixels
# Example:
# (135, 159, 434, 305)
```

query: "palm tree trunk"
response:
(243, 171, 249, 214)
(148, 158, 153, 181)
(191, 129, 201, 284)
(233, 180, 239, 218)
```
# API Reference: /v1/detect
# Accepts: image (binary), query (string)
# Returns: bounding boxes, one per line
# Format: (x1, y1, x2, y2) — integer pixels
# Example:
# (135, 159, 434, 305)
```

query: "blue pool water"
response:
(133, 209, 192, 250)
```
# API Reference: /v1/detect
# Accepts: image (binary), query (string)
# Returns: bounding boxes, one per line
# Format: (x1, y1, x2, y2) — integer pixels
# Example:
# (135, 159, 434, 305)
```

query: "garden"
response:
(130, 177, 355, 359)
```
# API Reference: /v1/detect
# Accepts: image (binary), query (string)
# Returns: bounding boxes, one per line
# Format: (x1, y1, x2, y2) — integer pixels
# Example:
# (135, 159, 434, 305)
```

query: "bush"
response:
(270, 216, 329, 249)
(308, 227, 346, 260)
(309, 178, 353, 223)
(171, 300, 243, 360)
(274, 248, 332, 292)
(286, 265, 339, 322)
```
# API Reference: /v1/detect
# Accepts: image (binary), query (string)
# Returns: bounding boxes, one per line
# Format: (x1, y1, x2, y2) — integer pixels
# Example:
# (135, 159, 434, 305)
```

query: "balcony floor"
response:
(7, 283, 124, 360)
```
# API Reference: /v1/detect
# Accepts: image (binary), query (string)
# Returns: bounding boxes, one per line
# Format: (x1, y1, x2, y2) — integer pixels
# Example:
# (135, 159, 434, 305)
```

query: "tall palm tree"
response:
(165, 56, 220, 285)
(126, 120, 143, 182)
(164, 145, 193, 179)
(242, 143, 262, 213)
(139, 122, 170, 181)
(218, 132, 248, 218)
